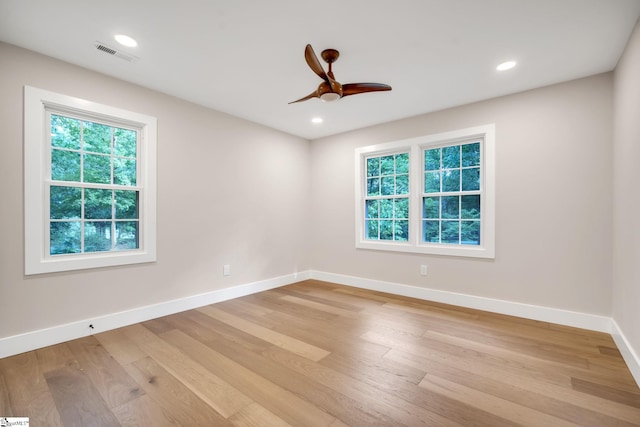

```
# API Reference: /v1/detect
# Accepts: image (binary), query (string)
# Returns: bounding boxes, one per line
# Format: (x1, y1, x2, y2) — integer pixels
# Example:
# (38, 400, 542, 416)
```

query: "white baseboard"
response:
(611, 319, 640, 387)
(309, 271, 613, 333)
(0, 271, 311, 359)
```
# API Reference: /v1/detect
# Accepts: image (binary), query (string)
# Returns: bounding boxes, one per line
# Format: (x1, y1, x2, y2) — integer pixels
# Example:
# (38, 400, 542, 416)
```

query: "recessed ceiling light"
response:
(496, 61, 516, 71)
(114, 34, 138, 47)
(311, 117, 323, 124)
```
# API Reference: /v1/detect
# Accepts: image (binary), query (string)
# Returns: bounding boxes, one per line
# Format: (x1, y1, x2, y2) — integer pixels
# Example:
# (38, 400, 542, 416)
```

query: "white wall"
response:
(0, 42, 311, 339)
(613, 19, 640, 368)
(310, 73, 613, 316)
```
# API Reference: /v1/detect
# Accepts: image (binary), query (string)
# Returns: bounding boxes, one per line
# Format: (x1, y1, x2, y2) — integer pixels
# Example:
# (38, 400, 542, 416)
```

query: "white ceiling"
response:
(1, 0, 639, 140)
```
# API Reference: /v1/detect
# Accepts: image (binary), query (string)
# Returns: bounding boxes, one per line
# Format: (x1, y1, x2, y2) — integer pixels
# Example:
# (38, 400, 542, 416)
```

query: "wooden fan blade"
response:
(305, 44, 330, 84)
(342, 83, 392, 97)
(288, 91, 319, 104)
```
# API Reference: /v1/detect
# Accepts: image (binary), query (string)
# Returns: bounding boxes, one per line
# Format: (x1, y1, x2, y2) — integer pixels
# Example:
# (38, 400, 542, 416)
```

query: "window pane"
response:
(50, 221, 81, 254)
(84, 154, 111, 184)
(51, 149, 81, 181)
(461, 195, 480, 219)
(83, 121, 112, 154)
(395, 153, 409, 174)
(85, 221, 112, 252)
(51, 115, 80, 149)
(381, 176, 395, 196)
(462, 142, 480, 167)
(380, 156, 395, 175)
(366, 219, 379, 239)
(424, 148, 440, 171)
(423, 220, 440, 243)
(442, 145, 460, 169)
(395, 220, 409, 241)
(395, 174, 409, 194)
(115, 221, 139, 250)
(365, 199, 379, 219)
(380, 220, 394, 240)
(442, 169, 460, 192)
(367, 178, 380, 196)
(462, 167, 480, 191)
(115, 190, 139, 219)
(442, 196, 459, 219)
(442, 221, 460, 243)
(366, 157, 380, 177)
(380, 198, 393, 218)
(394, 198, 409, 219)
(114, 128, 137, 157)
(424, 171, 440, 193)
(461, 221, 480, 245)
(50, 186, 81, 219)
(114, 158, 137, 186)
(423, 196, 439, 219)
(85, 189, 112, 219)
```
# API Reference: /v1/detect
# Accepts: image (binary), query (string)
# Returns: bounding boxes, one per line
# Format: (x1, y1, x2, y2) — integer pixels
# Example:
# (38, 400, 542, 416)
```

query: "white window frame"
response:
(24, 86, 157, 275)
(355, 124, 495, 259)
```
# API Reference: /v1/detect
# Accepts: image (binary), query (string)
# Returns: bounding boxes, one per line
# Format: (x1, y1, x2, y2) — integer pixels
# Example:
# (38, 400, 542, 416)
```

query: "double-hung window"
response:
(24, 86, 157, 274)
(355, 124, 495, 258)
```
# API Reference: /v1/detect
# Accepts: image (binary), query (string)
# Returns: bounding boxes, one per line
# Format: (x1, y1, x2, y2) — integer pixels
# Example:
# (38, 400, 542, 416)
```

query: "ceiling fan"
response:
(289, 44, 392, 104)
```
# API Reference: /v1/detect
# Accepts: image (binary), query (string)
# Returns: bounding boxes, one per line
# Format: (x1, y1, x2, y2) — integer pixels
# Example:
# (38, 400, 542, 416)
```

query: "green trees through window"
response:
(49, 114, 139, 255)
(362, 141, 482, 246)
(365, 152, 410, 241)
(423, 142, 481, 245)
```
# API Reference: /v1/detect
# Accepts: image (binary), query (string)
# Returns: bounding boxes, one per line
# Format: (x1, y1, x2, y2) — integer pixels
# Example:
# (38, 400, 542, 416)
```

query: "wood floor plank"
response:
(386, 348, 640, 427)
(94, 328, 147, 365)
(279, 294, 360, 318)
(35, 343, 78, 373)
(124, 356, 231, 426)
(198, 305, 331, 361)
(0, 373, 13, 416)
(159, 328, 338, 427)
(121, 323, 253, 418)
(419, 373, 580, 427)
(228, 402, 293, 427)
(571, 377, 640, 408)
(272, 286, 363, 312)
(111, 394, 177, 427)
(210, 334, 403, 426)
(65, 336, 145, 409)
(0, 351, 63, 426)
(45, 366, 120, 426)
(262, 344, 462, 426)
(174, 308, 276, 353)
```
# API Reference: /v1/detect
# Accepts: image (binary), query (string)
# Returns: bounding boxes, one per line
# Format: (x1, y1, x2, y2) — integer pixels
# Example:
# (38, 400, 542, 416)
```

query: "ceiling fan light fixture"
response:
(320, 92, 341, 102)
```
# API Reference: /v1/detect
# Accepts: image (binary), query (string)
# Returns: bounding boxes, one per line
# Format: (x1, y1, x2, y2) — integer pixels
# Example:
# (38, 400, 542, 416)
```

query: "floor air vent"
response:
(94, 41, 139, 63)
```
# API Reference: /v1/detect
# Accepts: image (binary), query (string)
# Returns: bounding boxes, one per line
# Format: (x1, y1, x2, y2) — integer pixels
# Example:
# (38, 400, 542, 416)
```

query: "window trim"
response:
(355, 124, 495, 259)
(24, 86, 157, 275)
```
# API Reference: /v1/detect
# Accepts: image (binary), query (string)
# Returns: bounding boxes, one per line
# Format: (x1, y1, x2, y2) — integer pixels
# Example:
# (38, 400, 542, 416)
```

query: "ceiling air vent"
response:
(94, 41, 139, 63)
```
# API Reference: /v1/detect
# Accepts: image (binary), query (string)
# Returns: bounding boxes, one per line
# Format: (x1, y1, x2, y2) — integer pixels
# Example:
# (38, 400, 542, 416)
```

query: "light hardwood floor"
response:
(1, 279, 639, 426)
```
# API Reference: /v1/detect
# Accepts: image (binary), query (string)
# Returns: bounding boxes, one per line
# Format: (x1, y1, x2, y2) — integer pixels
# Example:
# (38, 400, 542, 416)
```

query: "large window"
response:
(24, 86, 157, 274)
(355, 125, 495, 258)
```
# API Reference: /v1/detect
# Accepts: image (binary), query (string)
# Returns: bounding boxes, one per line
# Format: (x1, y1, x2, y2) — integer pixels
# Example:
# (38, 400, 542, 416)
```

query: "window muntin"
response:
(422, 141, 482, 246)
(24, 86, 157, 275)
(355, 124, 495, 258)
(48, 114, 140, 256)
(364, 152, 410, 241)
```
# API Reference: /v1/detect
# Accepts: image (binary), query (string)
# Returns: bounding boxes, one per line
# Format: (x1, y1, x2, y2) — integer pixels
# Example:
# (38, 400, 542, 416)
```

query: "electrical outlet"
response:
(223, 264, 231, 276)
(420, 265, 428, 276)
